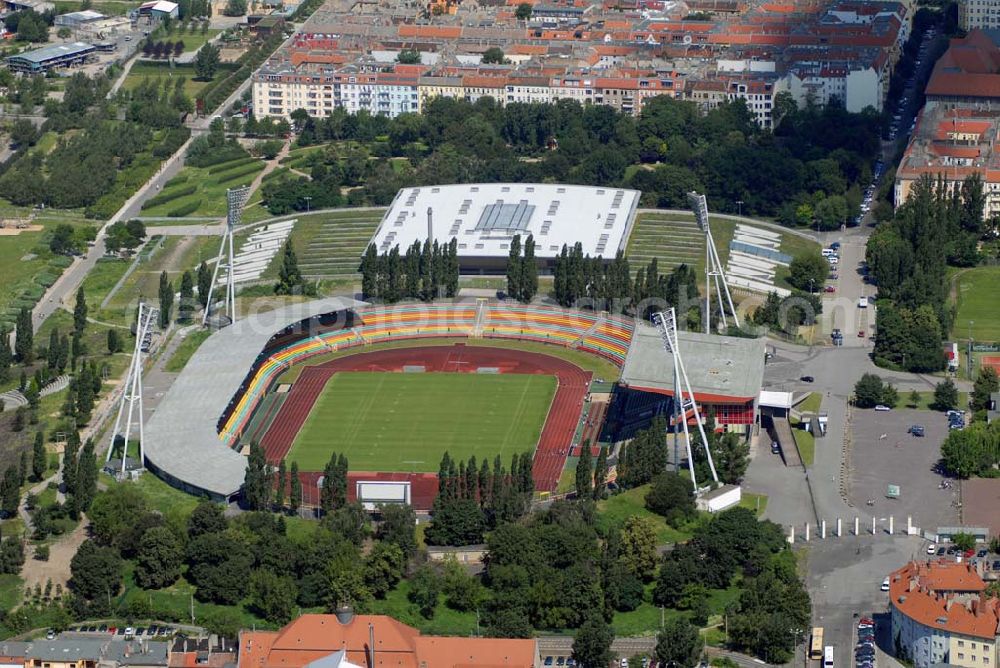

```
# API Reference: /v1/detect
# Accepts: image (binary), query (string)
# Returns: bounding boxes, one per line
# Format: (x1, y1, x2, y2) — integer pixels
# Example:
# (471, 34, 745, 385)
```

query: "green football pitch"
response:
(955, 266, 1000, 342)
(285, 372, 558, 472)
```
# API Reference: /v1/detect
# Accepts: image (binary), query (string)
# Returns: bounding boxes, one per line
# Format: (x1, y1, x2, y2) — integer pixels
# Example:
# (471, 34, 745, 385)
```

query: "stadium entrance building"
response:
(368, 183, 640, 274)
(607, 323, 766, 439)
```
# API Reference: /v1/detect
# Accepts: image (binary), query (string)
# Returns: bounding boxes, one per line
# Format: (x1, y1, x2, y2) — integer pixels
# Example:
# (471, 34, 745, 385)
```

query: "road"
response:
(537, 636, 777, 667)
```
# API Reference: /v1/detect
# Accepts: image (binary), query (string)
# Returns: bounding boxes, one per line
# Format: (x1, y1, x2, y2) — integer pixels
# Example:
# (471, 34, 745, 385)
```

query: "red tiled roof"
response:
(889, 561, 999, 640)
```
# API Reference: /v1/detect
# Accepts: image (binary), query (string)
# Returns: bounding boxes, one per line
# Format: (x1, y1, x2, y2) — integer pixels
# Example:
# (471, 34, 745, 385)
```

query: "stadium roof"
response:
(619, 323, 766, 402)
(7, 42, 94, 64)
(369, 183, 640, 260)
(143, 297, 363, 499)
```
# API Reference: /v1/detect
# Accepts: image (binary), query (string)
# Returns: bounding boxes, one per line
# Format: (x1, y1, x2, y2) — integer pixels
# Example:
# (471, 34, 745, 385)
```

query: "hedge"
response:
(186, 144, 248, 168)
(262, 166, 290, 182)
(167, 199, 203, 217)
(48, 256, 73, 269)
(164, 174, 189, 188)
(207, 156, 258, 175)
(214, 163, 263, 186)
(29, 276, 52, 291)
(141, 183, 198, 210)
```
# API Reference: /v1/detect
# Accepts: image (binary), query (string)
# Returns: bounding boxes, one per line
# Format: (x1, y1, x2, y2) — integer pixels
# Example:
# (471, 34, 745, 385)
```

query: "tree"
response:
(933, 379, 960, 411)
(396, 48, 421, 64)
(243, 442, 272, 511)
(32, 431, 45, 481)
(619, 516, 658, 581)
(222, 0, 246, 14)
(178, 270, 195, 321)
(573, 615, 614, 668)
(186, 532, 253, 605)
(187, 500, 227, 539)
(514, 2, 532, 19)
(506, 234, 522, 300)
(73, 287, 87, 341)
(275, 238, 304, 295)
(10, 118, 37, 147)
(814, 195, 848, 230)
(364, 541, 405, 599)
(134, 526, 183, 589)
(194, 43, 221, 80)
(377, 503, 417, 558)
(481, 47, 507, 64)
(1, 467, 19, 517)
(520, 234, 538, 302)
(787, 252, 828, 292)
(70, 539, 124, 607)
(972, 367, 999, 413)
(289, 461, 302, 513)
(593, 446, 608, 500)
(425, 497, 485, 546)
(15, 307, 33, 364)
(407, 563, 440, 618)
(645, 472, 695, 527)
(655, 618, 704, 668)
(106, 329, 122, 354)
(952, 532, 976, 552)
(158, 271, 173, 329)
(197, 261, 212, 308)
(854, 373, 886, 408)
(575, 440, 593, 498)
(274, 459, 286, 509)
(248, 569, 297, 624)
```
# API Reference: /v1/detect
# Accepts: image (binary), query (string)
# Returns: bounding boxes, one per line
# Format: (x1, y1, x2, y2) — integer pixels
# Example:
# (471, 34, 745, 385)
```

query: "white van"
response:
(822, 248, 837, 257)
(858, 296, 868, 308)
(823, 646, 834, 668)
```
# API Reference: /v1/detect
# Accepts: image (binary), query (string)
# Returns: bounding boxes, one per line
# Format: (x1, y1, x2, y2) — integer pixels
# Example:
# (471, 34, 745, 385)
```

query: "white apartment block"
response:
(959, 0, 1000, 30)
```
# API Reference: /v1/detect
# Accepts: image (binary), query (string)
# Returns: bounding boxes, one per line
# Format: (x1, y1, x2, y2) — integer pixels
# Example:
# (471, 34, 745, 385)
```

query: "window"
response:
(959, 654, 965, 660)
(973, 644, 978, 650)
(961, 642, 966, 648)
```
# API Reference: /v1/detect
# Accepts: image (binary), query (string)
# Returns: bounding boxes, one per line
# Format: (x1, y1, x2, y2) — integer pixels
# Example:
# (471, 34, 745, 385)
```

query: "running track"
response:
(259, 344, 591, 493)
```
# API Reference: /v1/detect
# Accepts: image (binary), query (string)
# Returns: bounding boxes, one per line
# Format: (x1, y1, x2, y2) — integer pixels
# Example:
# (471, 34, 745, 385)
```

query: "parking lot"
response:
(849, 408, 959, 532)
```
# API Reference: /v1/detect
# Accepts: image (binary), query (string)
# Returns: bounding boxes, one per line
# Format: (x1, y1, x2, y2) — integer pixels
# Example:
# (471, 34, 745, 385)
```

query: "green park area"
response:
(287, 372, 556, 472)
(137, 157, 266, 219)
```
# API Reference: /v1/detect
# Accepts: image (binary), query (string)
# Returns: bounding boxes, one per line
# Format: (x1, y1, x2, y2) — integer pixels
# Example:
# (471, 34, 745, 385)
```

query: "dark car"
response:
(830, 242, 841, 250)
(801, 375, 815, 383)
(978, 550, 988, 559)
(771, 441, 781, 454)
(993, 560, 1000, 570)
(909, 425, 925, 436)
(937, 547, 947, 556)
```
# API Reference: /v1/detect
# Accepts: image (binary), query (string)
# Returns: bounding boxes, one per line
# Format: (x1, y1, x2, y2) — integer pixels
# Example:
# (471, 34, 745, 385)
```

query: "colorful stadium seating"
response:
(220, 303, 634, 443)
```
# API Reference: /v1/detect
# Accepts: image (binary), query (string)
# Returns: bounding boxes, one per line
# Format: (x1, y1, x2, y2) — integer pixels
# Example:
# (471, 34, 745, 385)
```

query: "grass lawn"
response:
(287, 372, 556, 472)
(739, 492, 768, 517)
(165, 328, 212, 372)
(0, 574, 22, 612)
(790, 420, 815, 467)
(371, 579, 478, 636)
(159, 29, 222, 53)
(596, 484, 699, 544)
(796, 392, 823, 415)
(954, 266, 1000, 342)
(123, 62, 211, 100)
(902, 390, 970, 412)
(611, 581, 741, 637)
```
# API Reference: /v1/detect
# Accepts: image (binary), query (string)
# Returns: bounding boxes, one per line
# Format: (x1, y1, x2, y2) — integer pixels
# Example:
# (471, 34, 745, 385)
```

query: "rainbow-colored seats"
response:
(220, 302, 634, 443)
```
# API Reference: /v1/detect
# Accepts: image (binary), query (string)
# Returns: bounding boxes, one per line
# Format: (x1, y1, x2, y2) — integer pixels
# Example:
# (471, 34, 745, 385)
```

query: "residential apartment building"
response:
(925, 30, 1000, 108)
(237, 612, 539, 668)
(959, 0, 1000, 31)
(894, 106, 1000, 219)
(783, 47, 889, 113)
(889, 560, 1000, 668)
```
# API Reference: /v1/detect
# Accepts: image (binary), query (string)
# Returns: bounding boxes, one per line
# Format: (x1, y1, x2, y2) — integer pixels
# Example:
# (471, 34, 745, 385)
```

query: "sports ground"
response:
(955, 266, 1000, 342)
(286, 371, 556, 472)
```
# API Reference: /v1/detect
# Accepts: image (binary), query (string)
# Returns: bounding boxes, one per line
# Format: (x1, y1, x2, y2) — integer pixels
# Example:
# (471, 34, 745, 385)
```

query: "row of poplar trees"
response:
(360, 238, 460, 302)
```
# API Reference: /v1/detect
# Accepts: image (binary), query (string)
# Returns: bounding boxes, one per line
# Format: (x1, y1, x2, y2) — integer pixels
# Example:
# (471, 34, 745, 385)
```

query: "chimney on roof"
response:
(336, 607, 355, 625)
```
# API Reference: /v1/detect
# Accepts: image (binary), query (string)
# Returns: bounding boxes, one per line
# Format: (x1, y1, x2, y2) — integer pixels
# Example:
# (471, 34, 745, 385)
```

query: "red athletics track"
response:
(259, 343, 592, 494)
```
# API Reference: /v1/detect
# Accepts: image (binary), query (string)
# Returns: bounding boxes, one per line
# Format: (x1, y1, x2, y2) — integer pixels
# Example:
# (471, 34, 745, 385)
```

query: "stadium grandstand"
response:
(609, 321, 766, 439)
(143, 298, 766, 507)
(369, 183, 641, 273)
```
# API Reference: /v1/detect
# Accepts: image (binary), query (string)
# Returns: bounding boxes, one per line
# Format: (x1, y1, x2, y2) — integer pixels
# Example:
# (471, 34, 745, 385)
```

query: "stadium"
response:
(143, 299, 766, 509)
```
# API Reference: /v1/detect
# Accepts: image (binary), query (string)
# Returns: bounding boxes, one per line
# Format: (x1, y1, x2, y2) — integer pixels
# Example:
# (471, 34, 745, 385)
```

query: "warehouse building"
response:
(367, 183, 641, 274)
(54, 9, 105, 28)
(5, 41, 95, 73)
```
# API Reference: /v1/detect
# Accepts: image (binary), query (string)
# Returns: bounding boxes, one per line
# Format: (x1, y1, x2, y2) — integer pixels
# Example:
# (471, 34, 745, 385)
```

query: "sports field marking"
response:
(286, 371, 557, 472)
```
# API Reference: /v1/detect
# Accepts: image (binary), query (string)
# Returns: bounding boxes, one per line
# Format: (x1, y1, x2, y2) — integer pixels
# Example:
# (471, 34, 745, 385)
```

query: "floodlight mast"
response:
(652, 308, 720, 492)
(687, 192, 740, 333)
(203, 185, 250, 326)
(107, 301, 157, 478)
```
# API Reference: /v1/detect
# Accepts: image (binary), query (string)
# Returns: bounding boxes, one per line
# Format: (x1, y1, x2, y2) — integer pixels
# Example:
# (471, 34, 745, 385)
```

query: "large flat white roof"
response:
(369, 183, 640, 261)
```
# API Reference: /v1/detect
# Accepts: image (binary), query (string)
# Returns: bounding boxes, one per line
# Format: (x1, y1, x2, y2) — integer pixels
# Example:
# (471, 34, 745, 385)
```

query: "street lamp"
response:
(303, 196, 312, 212)
(736, 200, 744, 217)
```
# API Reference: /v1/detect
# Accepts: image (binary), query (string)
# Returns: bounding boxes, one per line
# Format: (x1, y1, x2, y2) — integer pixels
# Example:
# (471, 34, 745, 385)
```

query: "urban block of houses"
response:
(889, 559, 1000, 668)
(238, 612, 539, 668)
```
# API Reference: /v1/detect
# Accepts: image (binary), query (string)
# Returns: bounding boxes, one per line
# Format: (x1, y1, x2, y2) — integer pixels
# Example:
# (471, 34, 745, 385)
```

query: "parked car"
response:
(927, 543, 937, 554)
(937, 547, 947, 556)
(771, 441, 781, 454)
(881, 577, 890, 591)
(801, 375, 815, 382)
(824, 286, 836, 293)
(875, 404, 891, 411)
(909, 425, 925, 436)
